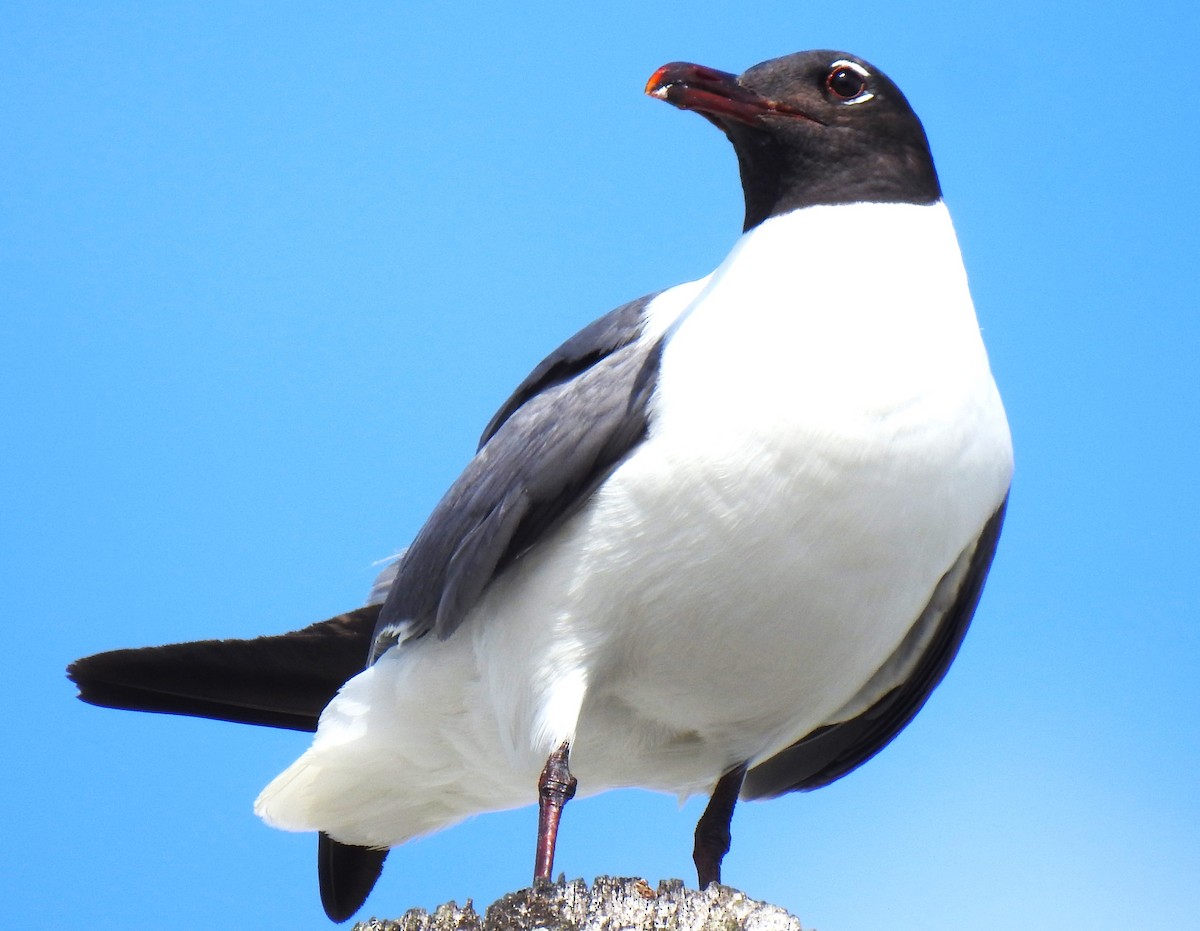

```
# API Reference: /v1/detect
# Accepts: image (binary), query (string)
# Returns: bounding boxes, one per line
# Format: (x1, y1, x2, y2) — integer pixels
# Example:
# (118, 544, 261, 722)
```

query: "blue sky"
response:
(4, 2, 1198, 929)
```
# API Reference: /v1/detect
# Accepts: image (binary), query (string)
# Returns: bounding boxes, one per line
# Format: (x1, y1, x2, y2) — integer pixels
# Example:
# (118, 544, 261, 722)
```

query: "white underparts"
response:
(255, 200, 1013, 848)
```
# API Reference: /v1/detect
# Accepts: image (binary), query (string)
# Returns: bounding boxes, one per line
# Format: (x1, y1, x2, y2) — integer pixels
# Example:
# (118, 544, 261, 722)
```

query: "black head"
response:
(647, 50, 941, 231)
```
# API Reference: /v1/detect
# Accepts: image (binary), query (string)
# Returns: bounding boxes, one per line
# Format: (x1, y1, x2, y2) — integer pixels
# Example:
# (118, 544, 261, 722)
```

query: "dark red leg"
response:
(534, 740, 578, 881)
(693, 764, 746, 888)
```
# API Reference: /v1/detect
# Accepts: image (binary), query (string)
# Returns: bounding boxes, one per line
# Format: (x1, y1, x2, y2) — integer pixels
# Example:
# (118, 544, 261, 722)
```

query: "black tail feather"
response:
(318, 833, 388, 922)
(67, 604, 380, 732)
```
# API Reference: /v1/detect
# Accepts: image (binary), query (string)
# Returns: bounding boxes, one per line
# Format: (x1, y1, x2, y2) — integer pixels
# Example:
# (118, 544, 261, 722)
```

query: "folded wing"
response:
(67, 605, 380, 732)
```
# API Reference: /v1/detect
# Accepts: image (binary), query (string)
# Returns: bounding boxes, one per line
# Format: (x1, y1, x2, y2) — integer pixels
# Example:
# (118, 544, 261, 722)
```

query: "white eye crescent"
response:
(826, 59, 875, 105)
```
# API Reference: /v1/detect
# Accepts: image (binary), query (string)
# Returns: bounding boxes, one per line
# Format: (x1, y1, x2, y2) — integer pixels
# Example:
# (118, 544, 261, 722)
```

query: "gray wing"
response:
(373, 293, 660, 655)
(742, 497, 1009, 799)
(477, 291, 661, 447)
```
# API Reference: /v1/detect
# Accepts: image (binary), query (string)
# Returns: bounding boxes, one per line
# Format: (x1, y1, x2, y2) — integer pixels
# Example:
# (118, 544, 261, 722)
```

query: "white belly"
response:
(255, 201, 1013, 846)
(476, 201, 1012, 793)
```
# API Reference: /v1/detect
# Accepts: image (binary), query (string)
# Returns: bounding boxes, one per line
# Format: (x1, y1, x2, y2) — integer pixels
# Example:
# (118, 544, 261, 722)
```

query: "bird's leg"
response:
(693, 764, 746, 888)
(534, 740, 578, 882)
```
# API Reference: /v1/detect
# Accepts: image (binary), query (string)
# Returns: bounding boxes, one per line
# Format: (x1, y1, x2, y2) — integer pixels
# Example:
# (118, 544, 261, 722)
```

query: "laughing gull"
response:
(69, 49, 1013, 922)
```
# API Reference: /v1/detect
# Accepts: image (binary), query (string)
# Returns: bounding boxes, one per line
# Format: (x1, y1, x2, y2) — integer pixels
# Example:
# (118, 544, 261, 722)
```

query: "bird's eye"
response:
(825, 61, 874, 105)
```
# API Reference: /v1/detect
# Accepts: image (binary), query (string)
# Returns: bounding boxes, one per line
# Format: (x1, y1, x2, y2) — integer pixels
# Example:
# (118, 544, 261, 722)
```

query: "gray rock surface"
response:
(354, 877, 805, 931)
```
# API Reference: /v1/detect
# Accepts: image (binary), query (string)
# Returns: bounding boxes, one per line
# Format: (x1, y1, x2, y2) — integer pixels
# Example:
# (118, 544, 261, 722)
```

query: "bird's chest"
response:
(568, 209, 1010, 751)
(608, 319, 993, 660)
(643, 237, 998, 544)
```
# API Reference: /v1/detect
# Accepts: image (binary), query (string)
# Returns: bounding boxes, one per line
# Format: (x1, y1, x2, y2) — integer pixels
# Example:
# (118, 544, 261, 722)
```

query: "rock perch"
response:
(353, 877, 804, 931)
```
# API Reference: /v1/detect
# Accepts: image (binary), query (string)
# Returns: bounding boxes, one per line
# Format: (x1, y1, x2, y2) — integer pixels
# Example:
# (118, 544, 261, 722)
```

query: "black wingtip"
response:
(67, 651, 150, 711)
(318, 833, 388, 922)
(65, 644, 326, 730)
(64, 605, 382, 732)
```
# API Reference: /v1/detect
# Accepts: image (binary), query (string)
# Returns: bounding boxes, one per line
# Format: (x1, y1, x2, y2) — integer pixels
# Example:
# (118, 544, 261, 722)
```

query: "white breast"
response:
(486, 201, 1013, 792)
(255, 201, 1013, 847)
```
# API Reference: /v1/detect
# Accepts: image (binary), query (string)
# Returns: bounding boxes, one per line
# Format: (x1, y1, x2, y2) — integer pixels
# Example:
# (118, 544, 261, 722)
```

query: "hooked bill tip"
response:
(645, 65, 674, 97)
